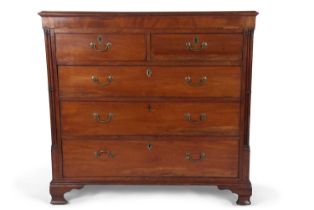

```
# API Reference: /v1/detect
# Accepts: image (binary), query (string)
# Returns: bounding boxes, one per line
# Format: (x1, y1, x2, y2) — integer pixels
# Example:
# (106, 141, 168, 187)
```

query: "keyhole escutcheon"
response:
(147, 143, 153, 151)
(147, 104, 152, 112)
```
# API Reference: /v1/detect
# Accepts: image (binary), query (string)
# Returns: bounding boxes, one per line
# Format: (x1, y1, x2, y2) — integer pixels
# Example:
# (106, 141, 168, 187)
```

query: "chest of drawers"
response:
(39, 11, 257, 205)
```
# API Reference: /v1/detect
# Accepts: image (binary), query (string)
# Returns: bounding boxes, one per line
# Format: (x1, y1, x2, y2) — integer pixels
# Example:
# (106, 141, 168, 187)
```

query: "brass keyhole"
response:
(97, 35, 103, 43)
(146, 68, 152, 78)
(147, 144, 153, 151)
(194, 35, 199, 44)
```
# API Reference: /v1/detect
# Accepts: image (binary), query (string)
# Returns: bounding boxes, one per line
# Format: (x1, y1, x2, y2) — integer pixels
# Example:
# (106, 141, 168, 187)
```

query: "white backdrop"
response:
(0, 0, 313, 209)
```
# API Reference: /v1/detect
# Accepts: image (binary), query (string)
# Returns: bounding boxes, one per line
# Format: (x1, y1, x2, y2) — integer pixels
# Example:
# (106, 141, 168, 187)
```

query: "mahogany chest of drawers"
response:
(39, 11, 257, 205)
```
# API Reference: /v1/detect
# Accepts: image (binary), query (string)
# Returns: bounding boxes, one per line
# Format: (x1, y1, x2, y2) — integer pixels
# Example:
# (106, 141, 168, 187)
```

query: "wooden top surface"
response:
(39, 11, 258, 30)
(39, 11, 258, 17)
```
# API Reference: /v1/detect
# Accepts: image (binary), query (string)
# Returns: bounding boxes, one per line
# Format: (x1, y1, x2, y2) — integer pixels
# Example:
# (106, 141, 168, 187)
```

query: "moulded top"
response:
(38, 11, 259, 17)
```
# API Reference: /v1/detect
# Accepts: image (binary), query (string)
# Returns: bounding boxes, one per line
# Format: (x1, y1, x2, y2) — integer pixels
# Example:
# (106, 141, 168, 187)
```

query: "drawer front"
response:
(63, 139, 238, 177)
(61, 102, 240, 136)
(56, 34, 146, 64)
(151, 34, 243, 63)
(59, 66, 241, 98)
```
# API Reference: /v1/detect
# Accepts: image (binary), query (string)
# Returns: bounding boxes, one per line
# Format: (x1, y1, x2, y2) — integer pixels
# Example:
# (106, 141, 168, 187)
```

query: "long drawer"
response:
(56, 33, 146, 64)
(61, 102, 240, 136)
(63, 139, 239, 177)
(59, 66, 241, 98)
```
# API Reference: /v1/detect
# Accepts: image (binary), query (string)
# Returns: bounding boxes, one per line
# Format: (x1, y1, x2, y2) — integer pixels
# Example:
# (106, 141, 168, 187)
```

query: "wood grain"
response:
(61, 102, 240, 136)
(59, 66, 241, 98)
(63, 139, 238, 178)
(39, 11, 257, 29)
(151, 34, 243, 64)
(56, 33, 146, 64)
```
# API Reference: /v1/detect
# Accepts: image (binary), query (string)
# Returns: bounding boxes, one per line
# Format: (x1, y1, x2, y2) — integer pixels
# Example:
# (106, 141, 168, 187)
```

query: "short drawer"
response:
(56, 33, 146, 64)
(151, 34, 243, 64)
(61, 102, 240, 136)
(63, 139, 238, 178)
(59, 66, 241, 98)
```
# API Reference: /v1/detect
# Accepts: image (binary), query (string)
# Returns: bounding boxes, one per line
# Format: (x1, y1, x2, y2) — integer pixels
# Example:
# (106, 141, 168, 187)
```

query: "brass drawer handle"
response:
(91, 75, 113, 87)
(186, 35, 207, 52)
(89, 34, 112, 52)
(93, 112, 114, 124)
(95, 149, 115, 159)
(90, 42, 112, 52)
(185, 76, 207, 87)
(186, 42, 207, 51)
(184, 113, 207, 123)
(185, 152, 206, 161)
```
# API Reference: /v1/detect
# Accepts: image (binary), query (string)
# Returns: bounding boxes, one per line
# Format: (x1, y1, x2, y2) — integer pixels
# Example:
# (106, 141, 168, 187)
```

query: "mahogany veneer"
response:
(39, 11, 257, 205)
